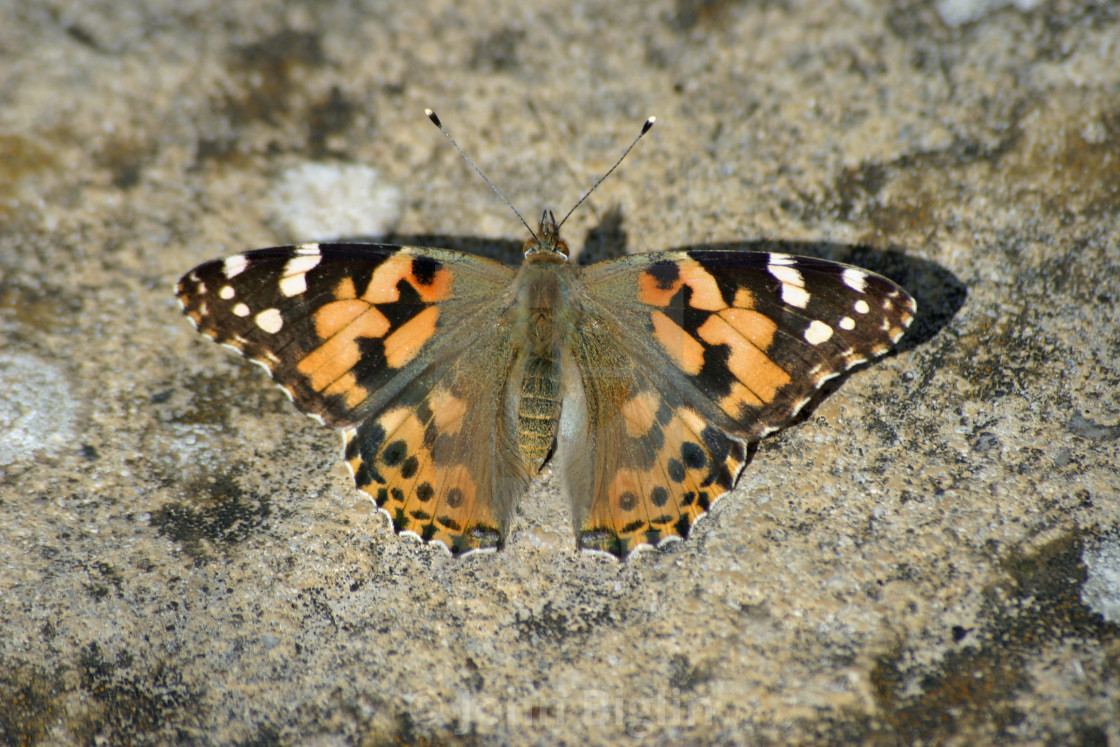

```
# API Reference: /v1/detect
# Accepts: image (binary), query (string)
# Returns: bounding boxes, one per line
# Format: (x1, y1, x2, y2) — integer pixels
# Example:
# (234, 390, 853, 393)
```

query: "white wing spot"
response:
(285, 253, 321, 276)
(219, 285, 235, 300)
(255, 308, 283, 334)
(839, 316, 856, 331)
(279, 273, 308, 297)
(768, 263, 804, 287)
(769, 262, 809, 308)
(854, 299, 871, 314)
(254, 349, 281, 366)
(842, 268, 868, 293)
(782, 285, 811, 309)
(812, 370, 841, 388)
(295, 243, 321, 256)
(233, 303, 251, 317)
(804, 320, 834, 345)
(280, 253, 322, 297)
(223, 255, 249, 279)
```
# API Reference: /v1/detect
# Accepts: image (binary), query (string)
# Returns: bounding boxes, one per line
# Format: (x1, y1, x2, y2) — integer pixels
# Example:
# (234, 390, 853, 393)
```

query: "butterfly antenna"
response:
(425, 108, 537, 240)
(557, 116, 656, 230)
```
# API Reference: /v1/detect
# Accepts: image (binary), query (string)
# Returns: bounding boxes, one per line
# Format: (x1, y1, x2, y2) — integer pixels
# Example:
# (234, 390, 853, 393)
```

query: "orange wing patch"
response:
(284, 254, 453, 420)
(694, 310, 789, 412)
(364, 252, 454, 304)
(650, 310, 705, 375)
(383, 306, 440, 368)
(634, 255, 824, 433)
(638, 261, 727, 310)
(639, 257, 792, 419)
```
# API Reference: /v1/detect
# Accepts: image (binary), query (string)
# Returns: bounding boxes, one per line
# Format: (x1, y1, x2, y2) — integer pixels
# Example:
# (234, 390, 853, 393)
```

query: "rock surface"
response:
(1, 1, 1117, 743)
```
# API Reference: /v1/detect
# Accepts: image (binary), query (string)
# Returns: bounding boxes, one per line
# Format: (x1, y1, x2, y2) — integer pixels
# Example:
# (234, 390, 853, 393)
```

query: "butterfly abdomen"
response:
(509, 257, 575, 470)
(516, 353, 561, 468)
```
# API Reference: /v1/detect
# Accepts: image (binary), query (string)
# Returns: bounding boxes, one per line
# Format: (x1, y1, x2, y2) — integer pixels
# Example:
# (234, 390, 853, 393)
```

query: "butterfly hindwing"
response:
(342, 321, 529, 554)
(557, 321, 747, 556)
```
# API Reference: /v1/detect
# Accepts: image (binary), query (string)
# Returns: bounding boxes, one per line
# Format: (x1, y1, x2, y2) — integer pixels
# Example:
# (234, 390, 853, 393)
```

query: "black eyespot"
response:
(681, 442, 706, 469)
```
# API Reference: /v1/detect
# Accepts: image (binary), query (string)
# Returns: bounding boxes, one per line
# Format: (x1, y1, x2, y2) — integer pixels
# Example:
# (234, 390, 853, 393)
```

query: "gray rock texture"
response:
(1, 1, 1117, 743)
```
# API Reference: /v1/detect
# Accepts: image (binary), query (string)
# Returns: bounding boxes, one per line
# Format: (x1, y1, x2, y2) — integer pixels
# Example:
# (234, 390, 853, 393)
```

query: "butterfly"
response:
(176, 118, 916, 558)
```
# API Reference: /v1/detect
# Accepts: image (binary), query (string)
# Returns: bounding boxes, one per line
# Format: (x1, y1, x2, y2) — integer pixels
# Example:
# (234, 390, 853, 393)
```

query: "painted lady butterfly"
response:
(176, 115, 915, 557)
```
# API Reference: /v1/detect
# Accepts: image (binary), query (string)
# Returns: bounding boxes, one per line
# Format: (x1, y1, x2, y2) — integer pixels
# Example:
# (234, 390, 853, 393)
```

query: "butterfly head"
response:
(522, 210, 570, 260)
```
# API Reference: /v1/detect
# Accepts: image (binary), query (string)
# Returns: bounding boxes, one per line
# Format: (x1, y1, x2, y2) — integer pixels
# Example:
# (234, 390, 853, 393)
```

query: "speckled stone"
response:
(1, 1, 1117, 744)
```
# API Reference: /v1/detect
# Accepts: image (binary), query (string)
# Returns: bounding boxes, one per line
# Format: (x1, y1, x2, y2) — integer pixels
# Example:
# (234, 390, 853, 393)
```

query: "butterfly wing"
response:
(177, 243, 527, 554)
(556, 328, 747, 557)
(562, 249, 916, 556)
(340, 321, 531, 554)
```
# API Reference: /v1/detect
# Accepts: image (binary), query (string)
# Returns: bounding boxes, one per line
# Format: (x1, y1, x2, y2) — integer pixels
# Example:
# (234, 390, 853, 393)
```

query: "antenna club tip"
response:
(642, 116, 656, 133)
(426, 108, 441, 125)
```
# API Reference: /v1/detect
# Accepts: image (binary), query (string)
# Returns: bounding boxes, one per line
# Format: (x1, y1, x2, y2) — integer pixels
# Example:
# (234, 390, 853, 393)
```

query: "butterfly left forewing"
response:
(177, 243, 513, 428)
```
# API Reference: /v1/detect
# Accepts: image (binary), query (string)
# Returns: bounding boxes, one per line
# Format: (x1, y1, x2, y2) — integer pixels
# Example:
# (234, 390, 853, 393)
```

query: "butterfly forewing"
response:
(581, 250, 915, 435)
(177, 243, 513, 428)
